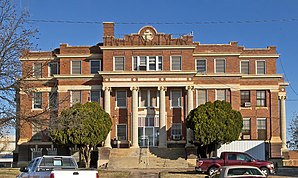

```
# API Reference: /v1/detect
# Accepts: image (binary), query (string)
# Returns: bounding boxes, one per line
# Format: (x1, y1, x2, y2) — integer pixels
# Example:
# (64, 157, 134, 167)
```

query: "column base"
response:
(185, 143, 195, 148)
(130, 145, 139, 148)
(158, 145, 167, 148)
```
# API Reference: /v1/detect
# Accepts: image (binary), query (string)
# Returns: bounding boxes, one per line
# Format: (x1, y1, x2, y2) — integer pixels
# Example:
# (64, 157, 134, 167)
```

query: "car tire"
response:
(208, 166, 218, 176)
(260, 167, 269, 176)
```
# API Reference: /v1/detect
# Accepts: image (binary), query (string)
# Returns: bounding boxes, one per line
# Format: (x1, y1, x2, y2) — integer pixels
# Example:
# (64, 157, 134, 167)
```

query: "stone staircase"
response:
(106, 147, 197, 169)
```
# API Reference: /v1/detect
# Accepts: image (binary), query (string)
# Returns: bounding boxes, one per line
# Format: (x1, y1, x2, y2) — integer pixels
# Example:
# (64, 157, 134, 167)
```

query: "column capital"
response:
(186, 86, 194, 91)
(279, 95, 286, 100)
(102, 86, 112, 92)
(130, 86, 139, 91)
(158, 86, 167, 91)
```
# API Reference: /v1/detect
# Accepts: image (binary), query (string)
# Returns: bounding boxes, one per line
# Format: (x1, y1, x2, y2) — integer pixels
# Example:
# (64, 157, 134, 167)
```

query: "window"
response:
(49, 91, 58, 109)
(71, 61, 81, 74)
(241, 61, 249, 74)
(242, 118, 251, 140)
(90, 90, 101, 103)
(49, 62, 58, 77)
(117, 124, 127, 140)
(139, 89, 157, 108)
(256, 61, 266, 74)
(114, 57, 125, 71)
(133, 56, 162, 71)
(171, 90, 182, 107)
(215, 59, 226, 73)
(116, 90, 126, 108)
(196, 59, 206, 73)
(33, 92, 42, 109)
(257, 118, 267, 140)
(32, 124, 42, 141)
(33, 63, 42, 78)
(71, 91, 81, 105)
(171, 56, 182, 71)
(256, 90, 266, 107)
(196, 89, 207, 106)
(171, 123, 182, 140)
(216, 89, 226, 101)
(240, 91, 250, 107)
(90, 60, 101, 74)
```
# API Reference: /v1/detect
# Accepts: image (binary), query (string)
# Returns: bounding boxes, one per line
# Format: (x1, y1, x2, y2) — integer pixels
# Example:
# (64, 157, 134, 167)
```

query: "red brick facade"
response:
(16, 22, 287, 165)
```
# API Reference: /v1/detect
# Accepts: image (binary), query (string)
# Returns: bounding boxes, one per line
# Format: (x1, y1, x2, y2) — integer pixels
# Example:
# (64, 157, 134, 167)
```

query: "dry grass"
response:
(0, 168, 20, 178)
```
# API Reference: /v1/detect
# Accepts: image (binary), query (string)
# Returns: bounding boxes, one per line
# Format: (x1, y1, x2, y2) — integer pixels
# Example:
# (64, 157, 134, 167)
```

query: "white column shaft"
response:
(186, 87, 194, 147)
(280, 96, 287, 150)
(131, 87, 139, 148)
(104, 87, 111, 148)
(159, 87, 167, 148)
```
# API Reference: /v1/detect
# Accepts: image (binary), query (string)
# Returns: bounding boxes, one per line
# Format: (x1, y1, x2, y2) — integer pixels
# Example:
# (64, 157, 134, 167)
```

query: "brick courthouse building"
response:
(16, 22, 288, 165)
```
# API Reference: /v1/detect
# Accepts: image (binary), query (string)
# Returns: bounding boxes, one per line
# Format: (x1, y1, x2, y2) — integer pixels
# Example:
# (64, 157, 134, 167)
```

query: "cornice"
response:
(19, 57, 54, 61)
(239, 54, 280, 58)
(53, 74, 101, 79)
(55, 54, 102, 58)
(100, 45, 196, 50)
(193, 53, 240, 57)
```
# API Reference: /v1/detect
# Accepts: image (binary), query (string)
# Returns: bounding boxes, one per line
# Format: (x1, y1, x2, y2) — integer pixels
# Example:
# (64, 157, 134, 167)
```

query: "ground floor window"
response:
(117, 124, 127, 140)
(171, 123, 182, 140)
(257, 118, 267, 140)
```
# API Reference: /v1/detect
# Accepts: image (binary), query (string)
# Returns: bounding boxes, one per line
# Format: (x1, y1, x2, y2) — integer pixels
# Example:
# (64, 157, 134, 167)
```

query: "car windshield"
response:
(39, 157, 76, 167)
(227, 168, 263, 176)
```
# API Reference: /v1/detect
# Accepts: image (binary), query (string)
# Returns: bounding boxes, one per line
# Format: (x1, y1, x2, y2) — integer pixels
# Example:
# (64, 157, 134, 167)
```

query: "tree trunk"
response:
(82, 145, 92, 168)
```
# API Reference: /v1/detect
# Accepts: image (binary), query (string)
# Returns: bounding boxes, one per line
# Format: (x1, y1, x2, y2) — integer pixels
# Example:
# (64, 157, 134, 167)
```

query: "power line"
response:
(279, 59, 298, 96)
(27, 18, 298, 25)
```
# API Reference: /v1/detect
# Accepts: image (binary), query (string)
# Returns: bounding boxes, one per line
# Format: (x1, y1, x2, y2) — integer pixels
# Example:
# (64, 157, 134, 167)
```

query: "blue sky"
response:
(15, 0, 298, 140)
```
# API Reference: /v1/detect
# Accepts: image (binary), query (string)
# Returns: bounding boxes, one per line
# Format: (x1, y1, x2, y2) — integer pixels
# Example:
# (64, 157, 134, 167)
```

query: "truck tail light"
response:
(197, 160, 203, 166)
(96, 172, 99, 178)
(50, 173, 54, 178)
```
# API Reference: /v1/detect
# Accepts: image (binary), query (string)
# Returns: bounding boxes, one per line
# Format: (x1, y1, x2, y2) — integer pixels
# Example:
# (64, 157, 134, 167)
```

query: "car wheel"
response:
(260, 167, 269, 176)
(208, 166, 218, 176)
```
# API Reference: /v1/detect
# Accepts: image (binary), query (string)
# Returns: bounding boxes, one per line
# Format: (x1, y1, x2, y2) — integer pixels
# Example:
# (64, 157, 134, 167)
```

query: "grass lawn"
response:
(0, 168, 130, 178)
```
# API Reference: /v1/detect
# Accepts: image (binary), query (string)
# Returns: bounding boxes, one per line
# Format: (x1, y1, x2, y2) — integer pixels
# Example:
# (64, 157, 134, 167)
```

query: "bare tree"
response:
(0, 0, 36, 135)
(289, 115, 298, 150)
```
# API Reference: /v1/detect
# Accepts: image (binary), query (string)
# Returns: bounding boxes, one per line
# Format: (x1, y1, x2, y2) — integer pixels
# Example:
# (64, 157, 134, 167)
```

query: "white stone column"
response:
(159, 86, 167, 148)
(279, 95, 288, 151)
(103, 87, 112, 148)
(131, 87, 139, 148)
(186, 86, 194, 147)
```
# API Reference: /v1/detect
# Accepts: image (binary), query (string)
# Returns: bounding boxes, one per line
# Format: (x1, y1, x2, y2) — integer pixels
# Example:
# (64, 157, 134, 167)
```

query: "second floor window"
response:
(71, 91, 81, 105)
(256, 61, 266, 75)
(71, 61, 81, 74)
(215, 59, 226, 73)
(171, 90, 182, 107)
(256, 90, 266, 107)
(133, 56, 162, 71)
(116, 90, 127, 108)
(171, 56, 182, 71)
(240, 91, 250, 107)
(216, 89, 226, 101)
(33, 63, 42, 78)
(114, 57, 125, 71)
(33, 92, 42, 109)
(196, 59, 206, 73)
(90, 60, 101, 74)
(241, 61, 249, 74)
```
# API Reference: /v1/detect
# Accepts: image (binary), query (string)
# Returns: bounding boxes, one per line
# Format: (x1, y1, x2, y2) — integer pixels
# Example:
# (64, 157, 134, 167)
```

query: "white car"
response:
(16, 155, 98, 178)
(207, 165, 267, 178)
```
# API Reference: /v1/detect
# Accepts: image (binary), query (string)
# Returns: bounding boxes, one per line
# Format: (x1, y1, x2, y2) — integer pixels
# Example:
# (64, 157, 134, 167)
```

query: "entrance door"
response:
(138, 126, 159, 147)
(138, 116, 159, 147)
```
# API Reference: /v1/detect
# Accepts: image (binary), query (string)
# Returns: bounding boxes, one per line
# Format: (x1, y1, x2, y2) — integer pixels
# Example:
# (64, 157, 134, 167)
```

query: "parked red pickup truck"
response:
(195, 151, 275, 176)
